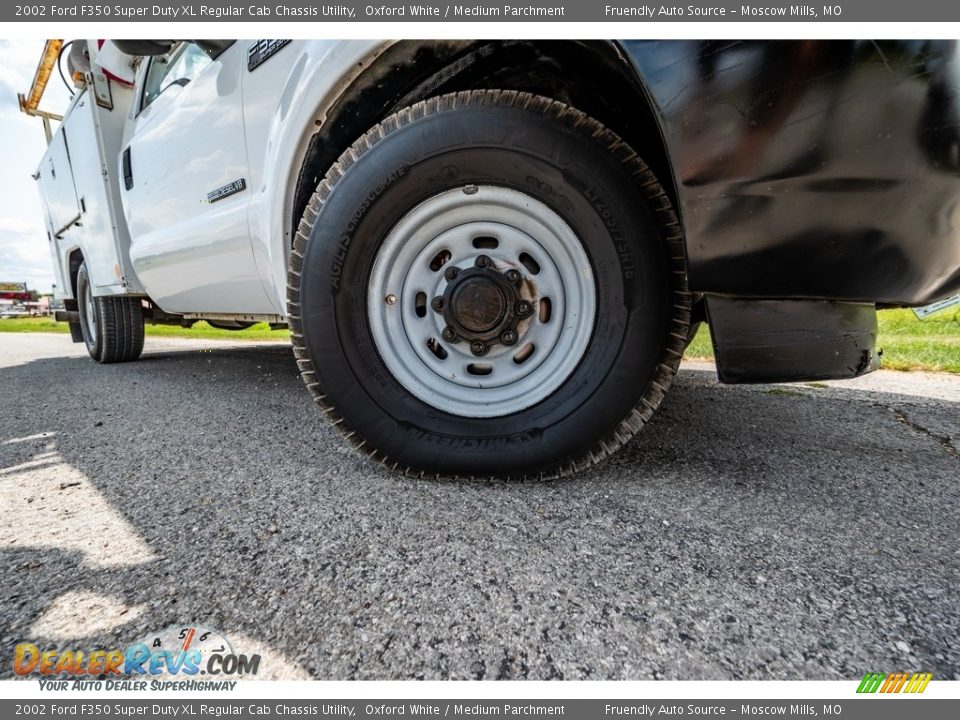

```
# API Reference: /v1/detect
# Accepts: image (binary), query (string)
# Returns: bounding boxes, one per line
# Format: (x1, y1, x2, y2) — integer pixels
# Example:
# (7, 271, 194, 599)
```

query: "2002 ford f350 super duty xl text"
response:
(21, 39, 960, 478)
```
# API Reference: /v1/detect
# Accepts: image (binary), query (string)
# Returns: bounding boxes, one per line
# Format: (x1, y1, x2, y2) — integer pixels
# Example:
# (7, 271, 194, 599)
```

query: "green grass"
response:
(684, 307, 960, 374)
(3, 307, 959, 373)
(0, 317, 290, 341)
(0, 317, 66, 334)
(145, 322, 290, 341)
(684, 322, 715, 361)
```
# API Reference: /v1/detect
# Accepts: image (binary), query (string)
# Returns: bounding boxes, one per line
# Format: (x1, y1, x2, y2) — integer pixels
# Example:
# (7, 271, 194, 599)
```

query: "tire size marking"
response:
(582, 185, 637, 280)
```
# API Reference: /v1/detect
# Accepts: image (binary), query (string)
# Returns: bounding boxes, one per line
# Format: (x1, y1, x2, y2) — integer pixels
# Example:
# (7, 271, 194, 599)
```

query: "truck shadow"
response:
(1, 344, 957, 681)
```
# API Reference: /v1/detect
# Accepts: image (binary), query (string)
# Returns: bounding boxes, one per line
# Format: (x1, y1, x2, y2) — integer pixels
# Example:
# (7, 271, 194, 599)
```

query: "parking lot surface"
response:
(1, 332, 957, 680)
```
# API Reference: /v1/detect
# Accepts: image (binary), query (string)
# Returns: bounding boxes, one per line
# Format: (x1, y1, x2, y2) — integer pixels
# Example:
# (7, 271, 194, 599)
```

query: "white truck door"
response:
(122, 41, 274, 314)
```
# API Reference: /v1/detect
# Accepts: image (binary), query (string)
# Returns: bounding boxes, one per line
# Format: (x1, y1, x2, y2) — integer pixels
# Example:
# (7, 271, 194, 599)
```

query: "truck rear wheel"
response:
(288, 90, 689, 478)
(76, 262, 145, 363)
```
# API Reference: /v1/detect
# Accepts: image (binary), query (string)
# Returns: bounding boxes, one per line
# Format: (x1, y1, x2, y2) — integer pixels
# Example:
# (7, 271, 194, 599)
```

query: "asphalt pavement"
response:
(1, 332, 957, 680)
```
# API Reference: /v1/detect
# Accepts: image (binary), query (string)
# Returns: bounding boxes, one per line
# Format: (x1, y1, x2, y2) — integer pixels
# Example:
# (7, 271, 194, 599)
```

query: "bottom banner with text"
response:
(4, 700, 959, 720)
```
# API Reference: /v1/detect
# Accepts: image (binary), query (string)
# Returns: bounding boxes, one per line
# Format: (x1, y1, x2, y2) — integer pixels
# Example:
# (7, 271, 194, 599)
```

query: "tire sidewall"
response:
(299, 99, 674, 475)
(76, 263, 101, 361)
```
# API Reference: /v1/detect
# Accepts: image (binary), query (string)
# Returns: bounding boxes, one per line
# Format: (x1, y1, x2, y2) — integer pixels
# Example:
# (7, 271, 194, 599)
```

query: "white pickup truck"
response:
(25, 39, 960, 478)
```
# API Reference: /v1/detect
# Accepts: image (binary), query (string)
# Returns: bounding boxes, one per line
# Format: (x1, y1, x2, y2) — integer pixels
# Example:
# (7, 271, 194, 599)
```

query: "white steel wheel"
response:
(80, 269, 98, 341)
(367, 185, 597, 418)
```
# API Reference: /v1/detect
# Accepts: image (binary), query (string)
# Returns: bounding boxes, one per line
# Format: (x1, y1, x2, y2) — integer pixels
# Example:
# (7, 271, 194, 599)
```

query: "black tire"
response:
(76, 262, 145, 364)
(288, 90, 690, 478)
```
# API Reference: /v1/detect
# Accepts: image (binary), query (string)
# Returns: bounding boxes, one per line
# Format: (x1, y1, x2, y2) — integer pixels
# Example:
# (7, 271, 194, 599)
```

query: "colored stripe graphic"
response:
(905, 673, 933, 693)
(883, 672, 908, 693)
(857, 672, 932, 693)
(857, 673, 885, 693)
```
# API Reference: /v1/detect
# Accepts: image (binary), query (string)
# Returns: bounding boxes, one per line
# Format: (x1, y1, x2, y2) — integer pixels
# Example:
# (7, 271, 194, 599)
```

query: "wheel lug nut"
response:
(385, 294, 398, 306)
(505, 269, 522, 285)
(442, 326, 458, 342)
(474, 254, 491, 269)
(516, 300, 533, 317)
(470, 341, 487, 356)
(501, 330, 517, 345)
(444, 266, 460, 281)
(431, 296, 444, 312)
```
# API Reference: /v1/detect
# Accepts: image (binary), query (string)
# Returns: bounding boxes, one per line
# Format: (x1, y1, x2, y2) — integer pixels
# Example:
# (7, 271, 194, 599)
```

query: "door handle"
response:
(122, 146, 133, 190)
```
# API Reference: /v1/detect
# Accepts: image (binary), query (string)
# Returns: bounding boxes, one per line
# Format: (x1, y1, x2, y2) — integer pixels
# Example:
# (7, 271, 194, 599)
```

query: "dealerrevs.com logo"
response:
(14, 626, 260, 691)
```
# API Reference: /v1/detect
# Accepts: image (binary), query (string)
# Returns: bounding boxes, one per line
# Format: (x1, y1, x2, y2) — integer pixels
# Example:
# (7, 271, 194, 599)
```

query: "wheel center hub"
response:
(441, 264, 520, 344)
(450, 277, 507, 333)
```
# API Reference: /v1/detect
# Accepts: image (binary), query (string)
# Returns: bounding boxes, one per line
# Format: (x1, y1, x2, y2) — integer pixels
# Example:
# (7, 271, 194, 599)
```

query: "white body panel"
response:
(35, 128, 76, 296)
(241, 40, 390, 314)
(36, 39, 392, 315)
(36, 129, 81, 237)
(35, 83, 143, 299)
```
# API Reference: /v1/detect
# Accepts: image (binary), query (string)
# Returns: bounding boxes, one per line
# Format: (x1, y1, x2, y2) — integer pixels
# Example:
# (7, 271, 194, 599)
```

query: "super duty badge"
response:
(248, 40, 291, 72)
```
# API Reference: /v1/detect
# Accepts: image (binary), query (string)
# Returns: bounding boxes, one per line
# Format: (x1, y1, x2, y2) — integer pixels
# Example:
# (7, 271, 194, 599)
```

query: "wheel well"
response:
(290, 40, 677, 240)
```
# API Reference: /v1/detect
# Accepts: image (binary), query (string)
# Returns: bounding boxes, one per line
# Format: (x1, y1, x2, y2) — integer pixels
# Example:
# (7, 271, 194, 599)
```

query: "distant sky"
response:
(0, 39, 73, 292)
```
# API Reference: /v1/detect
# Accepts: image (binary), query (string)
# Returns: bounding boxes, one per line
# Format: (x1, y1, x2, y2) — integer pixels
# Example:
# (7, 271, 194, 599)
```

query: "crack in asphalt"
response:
(892, 408, 959, 461)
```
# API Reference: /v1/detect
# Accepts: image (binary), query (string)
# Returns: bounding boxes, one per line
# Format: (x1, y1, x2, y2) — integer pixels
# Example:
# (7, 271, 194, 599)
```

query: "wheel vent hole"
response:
(472, 236, 499, 250)
(538, 297, 552, 323)
(429, 249, 452, 272)
(513, 343, 535, 364)
(415, 292, 427, 318)
(426, 338, 448, 360)
(519, 252, 541, 275)
(467, 363, 492, 376)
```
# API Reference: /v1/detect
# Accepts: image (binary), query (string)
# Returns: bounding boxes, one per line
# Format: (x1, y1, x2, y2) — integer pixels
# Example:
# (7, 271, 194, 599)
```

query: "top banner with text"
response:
(6, 0, 960, 23)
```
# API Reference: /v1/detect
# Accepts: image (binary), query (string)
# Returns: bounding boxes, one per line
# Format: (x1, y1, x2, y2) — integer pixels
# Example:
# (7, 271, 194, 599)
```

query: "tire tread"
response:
(92, 295, 144, 363)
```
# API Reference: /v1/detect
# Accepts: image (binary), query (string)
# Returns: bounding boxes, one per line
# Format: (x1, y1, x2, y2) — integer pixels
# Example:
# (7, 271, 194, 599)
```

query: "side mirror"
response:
(111, 40, 176, 57)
